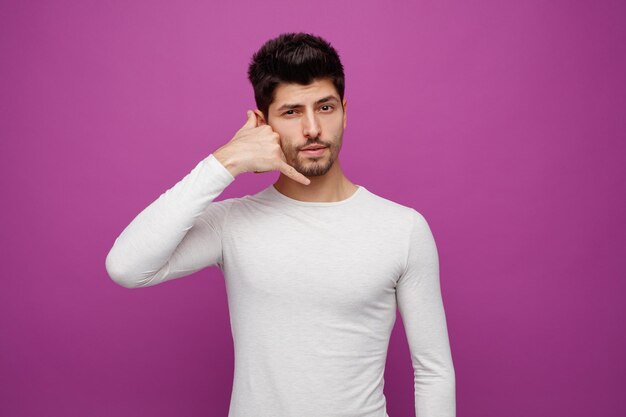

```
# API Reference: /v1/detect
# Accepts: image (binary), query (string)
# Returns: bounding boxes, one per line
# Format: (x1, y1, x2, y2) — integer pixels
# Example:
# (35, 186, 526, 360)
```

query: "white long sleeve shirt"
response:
(105, 153, 456, 417)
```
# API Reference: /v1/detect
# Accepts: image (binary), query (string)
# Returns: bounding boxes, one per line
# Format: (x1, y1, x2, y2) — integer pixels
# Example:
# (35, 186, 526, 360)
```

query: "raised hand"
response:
(213, 110, 310, 185)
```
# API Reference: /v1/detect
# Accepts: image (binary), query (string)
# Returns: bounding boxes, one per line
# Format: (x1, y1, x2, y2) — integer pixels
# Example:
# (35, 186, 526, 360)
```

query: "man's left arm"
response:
(396, 209, 456, 417)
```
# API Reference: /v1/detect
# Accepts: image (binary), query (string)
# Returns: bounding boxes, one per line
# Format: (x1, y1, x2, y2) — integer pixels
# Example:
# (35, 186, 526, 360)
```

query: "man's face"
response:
(258, 78, 347, 177)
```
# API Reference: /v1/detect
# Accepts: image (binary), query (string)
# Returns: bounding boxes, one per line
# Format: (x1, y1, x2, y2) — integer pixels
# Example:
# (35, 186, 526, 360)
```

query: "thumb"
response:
(242, 110, 258, 130)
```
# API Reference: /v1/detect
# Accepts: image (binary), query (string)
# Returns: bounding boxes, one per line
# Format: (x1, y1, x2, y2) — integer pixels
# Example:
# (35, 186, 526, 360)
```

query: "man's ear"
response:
(342, 98, 348, 130)
(254, 109, 267, 125)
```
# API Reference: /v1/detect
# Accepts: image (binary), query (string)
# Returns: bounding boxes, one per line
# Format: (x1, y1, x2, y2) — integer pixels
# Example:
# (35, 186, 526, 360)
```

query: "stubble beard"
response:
(284, 136, 342, 177)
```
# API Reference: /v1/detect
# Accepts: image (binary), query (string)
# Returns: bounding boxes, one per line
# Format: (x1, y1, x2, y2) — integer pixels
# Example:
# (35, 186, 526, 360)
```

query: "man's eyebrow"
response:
(276, 95, 340, 112)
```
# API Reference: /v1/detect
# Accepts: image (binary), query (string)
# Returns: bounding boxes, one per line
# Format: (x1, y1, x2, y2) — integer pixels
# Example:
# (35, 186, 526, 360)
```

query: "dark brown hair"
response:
(247, 32, 345, 122)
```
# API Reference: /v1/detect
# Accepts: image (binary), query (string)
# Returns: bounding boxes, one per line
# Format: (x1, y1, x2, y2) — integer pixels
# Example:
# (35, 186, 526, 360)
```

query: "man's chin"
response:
(294, 160, 334, 177)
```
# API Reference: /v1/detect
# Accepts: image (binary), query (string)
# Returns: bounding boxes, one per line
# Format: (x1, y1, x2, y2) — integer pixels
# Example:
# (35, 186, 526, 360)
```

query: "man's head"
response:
(247, 32, 347, 177)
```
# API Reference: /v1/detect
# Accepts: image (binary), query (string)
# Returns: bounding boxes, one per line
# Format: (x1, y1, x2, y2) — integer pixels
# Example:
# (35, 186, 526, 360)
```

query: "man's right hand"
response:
(213, 110, 311, 185)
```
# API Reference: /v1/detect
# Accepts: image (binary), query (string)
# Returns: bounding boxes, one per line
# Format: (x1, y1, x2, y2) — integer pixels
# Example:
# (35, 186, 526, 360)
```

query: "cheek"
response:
(271, 126, 297, 145)
(269, 122, 290, 137)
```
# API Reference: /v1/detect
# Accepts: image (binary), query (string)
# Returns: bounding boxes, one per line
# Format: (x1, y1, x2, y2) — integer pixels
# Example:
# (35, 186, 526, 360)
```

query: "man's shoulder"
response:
(211, 187, 271, 217)
(362, 187, 421, 218)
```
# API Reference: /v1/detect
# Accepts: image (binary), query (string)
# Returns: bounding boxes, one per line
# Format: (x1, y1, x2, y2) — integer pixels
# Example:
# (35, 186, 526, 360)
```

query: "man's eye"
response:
(283, 106, 333, 116)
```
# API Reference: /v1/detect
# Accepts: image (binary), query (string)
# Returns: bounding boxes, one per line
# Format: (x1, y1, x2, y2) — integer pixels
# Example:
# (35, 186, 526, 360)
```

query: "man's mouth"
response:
(301, 145, 327, 151)
(300, 146, 328, 156)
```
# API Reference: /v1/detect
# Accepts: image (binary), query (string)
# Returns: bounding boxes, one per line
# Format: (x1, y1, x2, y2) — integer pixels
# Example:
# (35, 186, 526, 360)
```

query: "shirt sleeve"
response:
(105, 153, 236, 288)
(395, 209, 456, 417)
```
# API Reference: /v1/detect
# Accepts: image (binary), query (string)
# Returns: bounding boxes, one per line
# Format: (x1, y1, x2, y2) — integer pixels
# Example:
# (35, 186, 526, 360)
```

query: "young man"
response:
(106, 32, 456, 417)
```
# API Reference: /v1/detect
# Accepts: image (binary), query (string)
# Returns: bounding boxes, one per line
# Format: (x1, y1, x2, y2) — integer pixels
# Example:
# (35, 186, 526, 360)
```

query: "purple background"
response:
(1, 1, 625, 416)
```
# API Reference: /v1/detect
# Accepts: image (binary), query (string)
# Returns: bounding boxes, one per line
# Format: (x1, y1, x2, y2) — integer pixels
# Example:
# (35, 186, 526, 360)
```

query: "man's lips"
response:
(300, 146, 328, 156)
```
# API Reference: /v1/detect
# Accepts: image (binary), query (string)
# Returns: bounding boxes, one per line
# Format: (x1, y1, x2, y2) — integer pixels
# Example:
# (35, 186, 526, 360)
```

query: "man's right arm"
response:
(105, 109, 310, 289)
(105, 153, 236, 288)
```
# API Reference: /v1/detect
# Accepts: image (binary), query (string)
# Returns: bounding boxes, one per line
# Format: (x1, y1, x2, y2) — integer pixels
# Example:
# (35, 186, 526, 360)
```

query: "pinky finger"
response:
(278, 161, 311, 185)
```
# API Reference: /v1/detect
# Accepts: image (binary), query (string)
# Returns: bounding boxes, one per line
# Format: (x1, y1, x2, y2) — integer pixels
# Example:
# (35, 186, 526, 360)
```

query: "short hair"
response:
(247, 32, 345, 122)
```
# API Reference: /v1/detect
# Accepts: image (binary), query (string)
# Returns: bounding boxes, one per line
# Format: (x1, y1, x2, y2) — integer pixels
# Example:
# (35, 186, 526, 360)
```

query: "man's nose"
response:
(302, 110, 321, 138)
